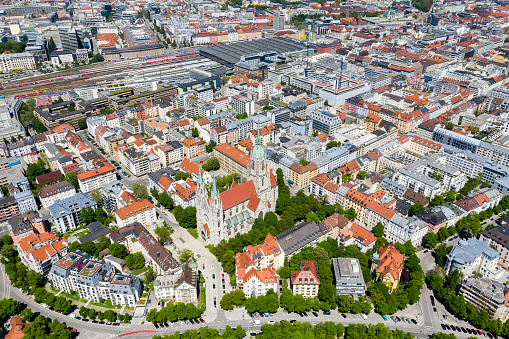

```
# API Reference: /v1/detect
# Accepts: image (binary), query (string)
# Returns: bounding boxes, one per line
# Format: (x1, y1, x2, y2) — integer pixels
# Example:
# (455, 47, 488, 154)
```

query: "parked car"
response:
(323, 311, 331, 315)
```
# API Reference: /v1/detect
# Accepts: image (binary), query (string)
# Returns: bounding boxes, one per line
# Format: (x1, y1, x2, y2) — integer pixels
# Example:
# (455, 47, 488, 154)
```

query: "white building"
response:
(240, 267, 279, 297)
(153, 261, 198, 304)
(114, 199, 157, 228)
(445, 237, 501, 279)
(48, 193, 97, 234)
(38, 180, 76, 209)
(0, 53, 36, 72)
(77, 160, 117, 193)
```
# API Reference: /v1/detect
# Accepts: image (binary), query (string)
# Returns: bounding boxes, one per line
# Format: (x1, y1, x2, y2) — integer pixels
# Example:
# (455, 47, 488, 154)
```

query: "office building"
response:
(332, 257, 366, 297)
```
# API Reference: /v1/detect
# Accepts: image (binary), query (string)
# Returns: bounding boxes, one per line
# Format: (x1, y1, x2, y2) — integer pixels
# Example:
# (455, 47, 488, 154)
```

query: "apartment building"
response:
(213, 143, 250, 177)
(310, 110, 342, 135)
(291, 260, 320, 298)
(236, 234, 284, 283)
(154, 261, 198, 304)
(122, 148, 150, 177)
(288, 162, 318, 187)
(181, 138, 206, 159)
(310, 173, 340, 204)
(371, 243, 404, 292)
(332, 257, 366, 297)
(459, 278, 509, 322)
(445, 238, 500, 279)
(240, 267, 279, 297)
(38, 180, 76, 209)
(480, 225, 509, 268)
(48, 193, 97, 234)
(114, 199, 156, 228)
(49, 251, 142, 307)
(17, 232, 68, 275)
(155, 141, 184, 168)
(7, 211, 46, 245)
(0, 196, 20, 222)
(109, 222, 180, 275)
(77, 160, 116, 193)
(101, 180, 133, 212)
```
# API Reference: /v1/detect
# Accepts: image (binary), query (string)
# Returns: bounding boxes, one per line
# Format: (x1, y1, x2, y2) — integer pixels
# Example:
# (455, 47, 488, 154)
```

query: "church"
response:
(197, 136, 278, 246)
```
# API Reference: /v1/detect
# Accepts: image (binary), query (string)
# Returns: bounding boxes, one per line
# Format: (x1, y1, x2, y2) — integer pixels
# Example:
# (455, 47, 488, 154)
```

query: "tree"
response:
(409, 202, 425, 217)
(325, 141, 340, 150)
(109, 243, 127, 259)
(80, 206, 95, 225)
(175, 171, 192, 181)
(64, 172, 79, 189)
(313, 246, 329, 262)
(155, 226, 172, 245)
(299, 158, 309, 166)
(356, 171, 368, 180)
(206, 140, 217, 153)
(373, 222, 385, 237)
(125, 252, 145, 270)
(68, 241, 81, 252)
(191, 128, 199, 138)
(81, 242, 96, 256)
(91, 53, 104, 63)
(277, 266, 291, 280)
(77, 118, 87, 130)
(156, 191, 174, 209)
(344, 207, 357, 221)
(95, 208, 107, 223)
(435, 243, 452, 267)
(88, 189, 103, 206)
(445, 122, 454, 130)
(145, 267, 155, 283)
(20, 308, 34, 322)
(179, 248, 194, 263)
(104, 310, 117, 323)
(202, 157, 220, 171)
(437, 227, 449, 242)
(133, 184, 150, 200)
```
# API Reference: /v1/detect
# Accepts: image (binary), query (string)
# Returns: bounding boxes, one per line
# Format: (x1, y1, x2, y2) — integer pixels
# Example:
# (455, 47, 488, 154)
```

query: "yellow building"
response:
(371, 244, 404, 292)
(288, 162, 318, 187)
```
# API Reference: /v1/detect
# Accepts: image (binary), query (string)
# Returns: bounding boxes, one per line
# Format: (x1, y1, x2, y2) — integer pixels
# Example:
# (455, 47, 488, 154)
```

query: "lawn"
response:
(188, 228, 198, 239)
(132, 266, 148, 275)
(198, 289, 206, 309)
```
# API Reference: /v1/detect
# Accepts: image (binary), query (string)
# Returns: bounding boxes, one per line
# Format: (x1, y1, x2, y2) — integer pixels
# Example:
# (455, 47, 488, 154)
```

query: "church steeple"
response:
(198, 164, 203, 185)
(211, 175, 218, 197)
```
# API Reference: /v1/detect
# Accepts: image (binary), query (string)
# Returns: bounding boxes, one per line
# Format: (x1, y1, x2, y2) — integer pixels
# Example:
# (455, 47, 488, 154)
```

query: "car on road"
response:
(212, 274, 215, 279)
(70, 328, 77, 333)
(82, 319, 89, 322)
(433, 307, 437, 312)
(444, 324, 450, 330)
(312, 312, 318, 317)
(391, 316, 398, 323)
(213, 284, 215, 289)
(148, 299, 151, 305)
(190, 319, 195, 324)
(49, 307, 54, 311)
(302, 312, 308, 317)
(461, 327, 467, 333)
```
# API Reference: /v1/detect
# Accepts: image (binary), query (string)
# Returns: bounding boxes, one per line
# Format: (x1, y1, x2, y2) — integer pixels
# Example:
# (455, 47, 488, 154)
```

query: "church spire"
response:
(211, 175, 218, 197)
(198, 164, 203, 185)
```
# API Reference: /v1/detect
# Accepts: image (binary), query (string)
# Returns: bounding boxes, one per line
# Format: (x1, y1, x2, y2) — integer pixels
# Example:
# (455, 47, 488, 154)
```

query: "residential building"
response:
(77, 159, 116, 193)
(445, 237, 500, 279)
(155, 142, 184, 168)
(7, 211, 46, 245)
(0, 196, 20, 222)
(38, 180, 76, 209)
(48, 193, 97, 234)
(419, 205, 457, 233)
(109, 222, 180, 275)
(235, 233, 284, 285)
(17, 232, 68, 275)
(332, 257, 366, 297)
(213, 143, 251, 177)
(459, 278, 509, 322)
(480, 225, 509, 269)
(101, 180, 133, 212)
(371, 243, 404, 292)
(0, 53, 36, 72)
(454, 188, 502, 216)
(291, 260, 320, 298)
(49, 251, 142, 307)
(275, 221, 328, 258)
(154, 261, 199, 304)
(240, 267, 279, 297)
(122, 148, 150, 177)
(310, 110, 342, 135)
(337, 221, 377, 253)
(114, 199, 156, 228)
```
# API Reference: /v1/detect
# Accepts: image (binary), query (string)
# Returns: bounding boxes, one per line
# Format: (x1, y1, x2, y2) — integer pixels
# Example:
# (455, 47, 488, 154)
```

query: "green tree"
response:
(77, 118, 87, 130)
(81, 242, 96, 256)
(80, 206, 95, 224)
(64, 172, 79, 188)
(175, 171, 192, 181)
(89, 189, 103, 205)
(125, 252, 145, 270)
(191, 128, 199, 138)
(95, 208, 107, 223)
(409, 202, 425, 216)
(155, 226, 172, 245)
(206, 140, 217, 152)
(202, 157, 220, 171)
(373, 222, 385, 237)
(156, 191, 174, 209)
(109, 243, 127, 259)
(133, 184, 150, 200)
(326, 141, 340, 150)
(356, 171, 368, 180)
(179, 248, 194, 263)
(20, 308, 34, 322)
(299, 158, 309, 166)
(445, 122, 454, 130)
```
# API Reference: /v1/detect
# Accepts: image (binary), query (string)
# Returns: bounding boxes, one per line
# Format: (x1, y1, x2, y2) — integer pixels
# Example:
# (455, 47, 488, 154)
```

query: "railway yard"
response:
(0, 50, 223, 97)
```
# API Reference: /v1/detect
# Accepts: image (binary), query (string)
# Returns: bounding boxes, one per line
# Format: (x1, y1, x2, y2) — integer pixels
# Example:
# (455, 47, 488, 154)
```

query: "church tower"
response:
(248, 132, 270, 196)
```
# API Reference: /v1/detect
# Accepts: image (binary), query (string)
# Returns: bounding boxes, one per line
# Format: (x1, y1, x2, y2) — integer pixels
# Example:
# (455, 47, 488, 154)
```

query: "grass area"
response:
(74, 230, 90, 238)
(198, 288, 206, 309)
(188, 228, 199, 239)
(132, 266, 148, 275)
(90, 299, 121, 310)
